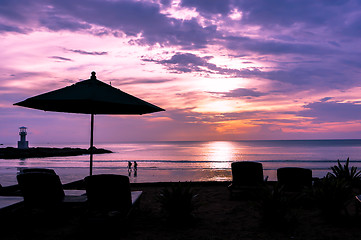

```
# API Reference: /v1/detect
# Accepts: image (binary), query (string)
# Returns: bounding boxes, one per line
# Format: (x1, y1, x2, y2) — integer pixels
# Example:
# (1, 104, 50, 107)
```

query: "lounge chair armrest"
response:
(131, 191, 142, 205)
(63, 195, 87, 203)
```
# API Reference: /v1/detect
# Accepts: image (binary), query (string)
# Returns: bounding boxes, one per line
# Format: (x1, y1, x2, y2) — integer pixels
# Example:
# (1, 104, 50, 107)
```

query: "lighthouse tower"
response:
(18, 126, 29, 149)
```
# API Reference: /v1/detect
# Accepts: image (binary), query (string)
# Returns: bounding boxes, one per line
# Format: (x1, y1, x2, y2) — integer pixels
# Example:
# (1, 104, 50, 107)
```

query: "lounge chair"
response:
(84, 174, 142, 219)
(277, 167, 312, 192)
(0, 196, 24, 213)
(228, 161, 266, 199)
(19, 168, 56, 175)
(17, 172, 87, 210)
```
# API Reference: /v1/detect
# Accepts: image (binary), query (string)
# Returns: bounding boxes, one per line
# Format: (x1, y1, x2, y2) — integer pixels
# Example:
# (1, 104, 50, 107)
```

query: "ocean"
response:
(1, 139, 361, 186)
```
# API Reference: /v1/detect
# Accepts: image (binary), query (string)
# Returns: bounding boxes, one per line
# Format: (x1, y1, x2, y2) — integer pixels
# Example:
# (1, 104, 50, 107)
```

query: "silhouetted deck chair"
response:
(0, 196, 24, 213)
(277, 167, 312, 192)
(19, 168, 56, 175)
(84, 174, 142, 220)
(228, 161, 266, 199)
(17, 172, 87, 210)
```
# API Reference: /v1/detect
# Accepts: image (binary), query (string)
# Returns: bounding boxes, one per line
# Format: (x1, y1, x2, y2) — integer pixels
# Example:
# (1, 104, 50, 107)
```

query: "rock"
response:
(0, 147, 112, 159)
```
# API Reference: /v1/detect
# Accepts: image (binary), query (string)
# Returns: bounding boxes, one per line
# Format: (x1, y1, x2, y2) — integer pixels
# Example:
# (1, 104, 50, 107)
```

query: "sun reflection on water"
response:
(202, 141, 237, 169)
(195, 141, 240, 181)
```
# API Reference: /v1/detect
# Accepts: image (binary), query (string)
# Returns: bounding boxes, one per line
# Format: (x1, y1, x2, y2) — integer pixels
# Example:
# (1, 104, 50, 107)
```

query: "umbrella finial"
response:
(91, 71, 96, 80)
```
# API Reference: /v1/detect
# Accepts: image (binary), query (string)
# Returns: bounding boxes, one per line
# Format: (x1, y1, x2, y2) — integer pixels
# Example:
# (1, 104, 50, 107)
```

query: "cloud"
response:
(49, 56, 72, 61)
(224, 35, 334, 56)
(320, 97, 333, 102)
(144, 51, 359, 95)
(299, 101, 361, 123)
(144, 53, 212, 73)
(117, 77, 173, 85)
(2, 0, 361, 141)
(143, 51, 355, 95)
(51, 0, 218, 48)
(68, 49, 108, 55)
(143, 52, 262, 78)
(233, 0, 347, 27)
(0, 23, 27, 33)
(210, 88, 266, 98)
(0, 0, 219, 48)
(181, 0, 232, 15)
(39, 14, 91, 31)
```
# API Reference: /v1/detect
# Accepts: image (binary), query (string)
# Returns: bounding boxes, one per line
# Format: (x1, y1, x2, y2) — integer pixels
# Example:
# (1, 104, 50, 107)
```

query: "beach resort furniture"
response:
(228, 161, 266, 199)
(84, 174, 142, 219)
(0, 196, 23, 213)
(277, 167, 312, 192)
(0, 183, 22, 196)
(19, 167, 56, 175)
(17, 172, 87, 210)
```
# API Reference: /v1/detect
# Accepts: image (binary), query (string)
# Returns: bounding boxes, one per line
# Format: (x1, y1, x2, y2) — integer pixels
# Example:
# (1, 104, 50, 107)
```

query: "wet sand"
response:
(2, 181, 361, 240)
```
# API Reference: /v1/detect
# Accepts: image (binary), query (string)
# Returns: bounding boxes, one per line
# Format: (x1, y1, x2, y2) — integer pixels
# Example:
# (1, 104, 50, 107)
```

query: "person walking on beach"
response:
(128, 161, 132, 172)
(134, 161, 138, 171)
(133, 161, 138, 177)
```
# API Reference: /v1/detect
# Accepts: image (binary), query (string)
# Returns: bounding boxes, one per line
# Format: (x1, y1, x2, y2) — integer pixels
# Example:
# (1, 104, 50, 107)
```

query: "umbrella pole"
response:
(90, 113, 94, 176)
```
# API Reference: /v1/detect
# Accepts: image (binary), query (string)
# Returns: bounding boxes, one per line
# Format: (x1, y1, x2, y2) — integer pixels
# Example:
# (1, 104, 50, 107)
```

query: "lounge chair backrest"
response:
(20, 168, 56, 175)
(17, 172, 65, 207)
(84, 174, 132, 212)
(277, 167, 312, 191)
(231, 161, 264, 186)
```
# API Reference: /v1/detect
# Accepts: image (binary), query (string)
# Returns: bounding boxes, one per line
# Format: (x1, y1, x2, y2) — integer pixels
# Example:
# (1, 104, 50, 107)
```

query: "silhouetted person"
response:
(128, 161, 132, 172)
(134, 161, 138, 177)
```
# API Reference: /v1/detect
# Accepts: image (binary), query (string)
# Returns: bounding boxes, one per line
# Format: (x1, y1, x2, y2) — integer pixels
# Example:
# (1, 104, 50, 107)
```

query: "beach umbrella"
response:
(14, 72, 165, 175)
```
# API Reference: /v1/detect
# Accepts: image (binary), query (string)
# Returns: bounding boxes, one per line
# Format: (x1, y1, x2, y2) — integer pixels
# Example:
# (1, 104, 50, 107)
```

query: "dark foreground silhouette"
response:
(2, 181, 361, 240)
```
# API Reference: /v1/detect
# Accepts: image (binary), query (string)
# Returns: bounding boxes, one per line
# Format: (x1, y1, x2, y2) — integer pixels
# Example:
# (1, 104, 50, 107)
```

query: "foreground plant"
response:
(157, 182, 199, 223)
(312, 176, 353, 218)
(256, 184, 297, 227)
(327, 157, 361, 187)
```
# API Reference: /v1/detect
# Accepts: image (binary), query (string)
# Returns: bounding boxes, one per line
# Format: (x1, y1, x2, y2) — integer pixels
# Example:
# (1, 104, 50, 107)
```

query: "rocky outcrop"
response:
(0, 147, 112, 159)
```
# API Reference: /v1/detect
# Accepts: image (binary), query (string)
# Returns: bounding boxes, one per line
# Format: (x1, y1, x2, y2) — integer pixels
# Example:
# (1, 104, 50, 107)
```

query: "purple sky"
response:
(1, 0, 361, 144)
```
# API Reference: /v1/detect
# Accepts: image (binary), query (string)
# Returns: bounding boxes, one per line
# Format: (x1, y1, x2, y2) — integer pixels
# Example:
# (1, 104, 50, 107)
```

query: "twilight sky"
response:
(1, 0, 361, 144)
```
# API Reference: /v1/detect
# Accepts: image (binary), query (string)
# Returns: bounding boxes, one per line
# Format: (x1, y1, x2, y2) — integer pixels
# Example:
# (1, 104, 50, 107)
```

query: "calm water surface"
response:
(1, 140, 361, 186)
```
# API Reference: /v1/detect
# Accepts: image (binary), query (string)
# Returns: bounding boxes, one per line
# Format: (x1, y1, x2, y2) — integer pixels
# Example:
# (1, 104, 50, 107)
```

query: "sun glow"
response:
(213, 119, 257, 133)
(193, 100, 239, 113)
(197, 77, 244, 92)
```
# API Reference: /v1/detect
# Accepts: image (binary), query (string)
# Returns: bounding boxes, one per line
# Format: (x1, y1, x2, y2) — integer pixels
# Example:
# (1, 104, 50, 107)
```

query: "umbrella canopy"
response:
(14, 72, 164, 115)
(14, 72, 165, 175)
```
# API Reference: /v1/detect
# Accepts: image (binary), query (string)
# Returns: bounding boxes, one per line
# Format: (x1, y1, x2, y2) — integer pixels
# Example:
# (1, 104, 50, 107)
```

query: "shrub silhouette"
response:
(312, 176, 353, 218)
(157, 182, 199, 223)
(256, 184, 298, 227)
(327, 157, 361, 188)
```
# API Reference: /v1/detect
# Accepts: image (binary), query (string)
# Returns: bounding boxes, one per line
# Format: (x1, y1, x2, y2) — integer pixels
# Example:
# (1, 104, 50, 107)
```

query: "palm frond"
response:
(328, 157, 361, 187)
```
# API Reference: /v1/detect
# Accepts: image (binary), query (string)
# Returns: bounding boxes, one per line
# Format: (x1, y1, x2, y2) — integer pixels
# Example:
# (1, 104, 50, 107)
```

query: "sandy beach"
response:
(2, 181, 361, 240)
